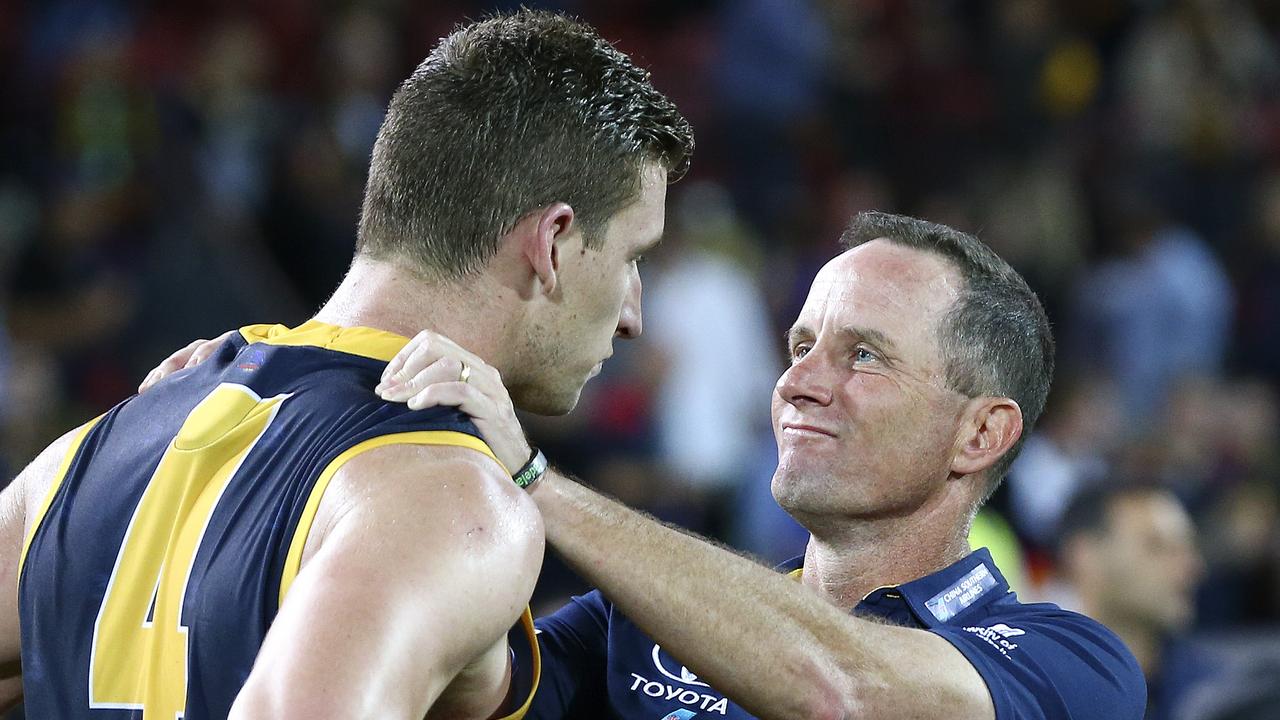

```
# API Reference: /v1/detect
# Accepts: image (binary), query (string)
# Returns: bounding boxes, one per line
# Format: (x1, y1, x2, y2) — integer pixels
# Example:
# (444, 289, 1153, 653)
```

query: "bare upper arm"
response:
(837, 621, 994, 720)
(230, 443, 543, 720)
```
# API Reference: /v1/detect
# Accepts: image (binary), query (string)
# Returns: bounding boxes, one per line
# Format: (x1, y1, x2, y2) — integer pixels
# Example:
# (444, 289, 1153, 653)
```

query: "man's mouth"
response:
(782, 423, 837, 438)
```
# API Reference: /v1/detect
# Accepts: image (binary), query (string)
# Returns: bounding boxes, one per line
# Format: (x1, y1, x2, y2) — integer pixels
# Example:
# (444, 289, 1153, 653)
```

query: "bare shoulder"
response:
(235, 443, 544, 718)
(7, 425, 92, 537)
(300, 441, 543, 574)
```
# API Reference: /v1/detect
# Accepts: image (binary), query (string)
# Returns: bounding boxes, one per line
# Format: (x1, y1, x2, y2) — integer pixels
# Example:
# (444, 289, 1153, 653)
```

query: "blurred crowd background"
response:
(2, 0, 1280, 717)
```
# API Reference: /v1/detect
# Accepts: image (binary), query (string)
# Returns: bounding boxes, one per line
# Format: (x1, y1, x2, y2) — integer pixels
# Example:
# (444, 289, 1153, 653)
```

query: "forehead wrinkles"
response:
(804, 251, 960, 332)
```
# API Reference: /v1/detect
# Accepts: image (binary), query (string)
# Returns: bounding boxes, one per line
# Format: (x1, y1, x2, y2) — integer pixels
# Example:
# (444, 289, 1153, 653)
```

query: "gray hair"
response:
(841, 211, 1055, 500)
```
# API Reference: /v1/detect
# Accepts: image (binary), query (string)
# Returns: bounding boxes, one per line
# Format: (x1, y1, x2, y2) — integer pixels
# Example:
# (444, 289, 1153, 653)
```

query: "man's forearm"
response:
(529, 471, 986, 720)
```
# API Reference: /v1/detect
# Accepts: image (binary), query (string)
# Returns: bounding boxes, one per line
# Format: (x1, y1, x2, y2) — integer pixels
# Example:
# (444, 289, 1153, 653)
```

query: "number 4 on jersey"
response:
(90, 384, 290, 716)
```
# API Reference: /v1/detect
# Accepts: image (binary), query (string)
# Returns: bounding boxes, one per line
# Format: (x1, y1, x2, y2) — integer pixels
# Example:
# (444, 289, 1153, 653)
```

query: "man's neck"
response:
(799, 494, 974, 610)
(313, 255, 519, 371)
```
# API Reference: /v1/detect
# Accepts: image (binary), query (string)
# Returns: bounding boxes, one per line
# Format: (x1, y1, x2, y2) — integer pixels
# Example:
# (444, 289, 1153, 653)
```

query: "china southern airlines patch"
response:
(924, 563, 997, 622)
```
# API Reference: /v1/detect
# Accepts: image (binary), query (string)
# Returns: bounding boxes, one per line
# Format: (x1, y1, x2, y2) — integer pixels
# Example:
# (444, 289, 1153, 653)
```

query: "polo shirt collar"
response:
(781, 548, 1013, 628)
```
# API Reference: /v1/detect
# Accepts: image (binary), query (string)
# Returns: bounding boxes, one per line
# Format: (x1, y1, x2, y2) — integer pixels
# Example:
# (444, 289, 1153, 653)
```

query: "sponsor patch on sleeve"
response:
(961, 623, 1025, 658)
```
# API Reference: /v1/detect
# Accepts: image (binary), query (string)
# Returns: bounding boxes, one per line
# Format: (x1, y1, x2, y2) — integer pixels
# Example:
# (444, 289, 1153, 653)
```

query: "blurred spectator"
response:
(1178, 661, 1280, 720)
(645, 182, 781, 538)
(1006, 375, 1121, 550)
(191, 18, 277, 222)
(1067, 188, 1234, 424)
(1058, 484, 1215, 720)
(714, 0, 830, 232)
(1235, 172, 1280, 381)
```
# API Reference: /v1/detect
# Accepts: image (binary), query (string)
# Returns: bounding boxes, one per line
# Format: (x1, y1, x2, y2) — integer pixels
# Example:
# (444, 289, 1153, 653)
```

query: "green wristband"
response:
(512, 448, 548, 490)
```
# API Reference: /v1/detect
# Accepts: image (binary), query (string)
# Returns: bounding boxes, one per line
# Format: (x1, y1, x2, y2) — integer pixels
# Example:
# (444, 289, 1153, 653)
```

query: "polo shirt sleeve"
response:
(519, 590, 611, 718)
(929, 610, 1147, 720)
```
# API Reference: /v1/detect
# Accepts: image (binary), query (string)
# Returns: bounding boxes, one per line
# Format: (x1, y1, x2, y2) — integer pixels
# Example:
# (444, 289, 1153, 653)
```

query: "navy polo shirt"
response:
(513, 548, 1146, 719)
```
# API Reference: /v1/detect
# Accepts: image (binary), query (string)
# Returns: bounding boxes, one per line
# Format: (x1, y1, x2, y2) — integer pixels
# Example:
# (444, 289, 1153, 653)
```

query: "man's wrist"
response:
(511, 448, 548, 490)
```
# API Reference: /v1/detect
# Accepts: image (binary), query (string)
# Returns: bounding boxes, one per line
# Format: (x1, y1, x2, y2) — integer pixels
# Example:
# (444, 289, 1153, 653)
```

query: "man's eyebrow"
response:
(838, 325, 897, 352)
(784, 325, 897, 352)
(784, 326, 813, 347)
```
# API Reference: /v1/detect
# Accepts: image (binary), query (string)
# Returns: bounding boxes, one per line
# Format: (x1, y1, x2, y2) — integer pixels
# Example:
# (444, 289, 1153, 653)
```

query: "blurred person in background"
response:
(1058, 483, 1214, 720)
(1067, 186, 1234, 425)
(1005, 375, 1121, 552)
(1235, 172, 1280, 383)
(644, 181, 782, 544)
(713, 0, 830, 234)
(1178, 661, 1280, 720)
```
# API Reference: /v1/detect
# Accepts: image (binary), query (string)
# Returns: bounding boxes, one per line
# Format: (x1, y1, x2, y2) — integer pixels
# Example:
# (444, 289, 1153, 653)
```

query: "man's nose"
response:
(616, 269, 642, 339)
(775, 348, 833, 407)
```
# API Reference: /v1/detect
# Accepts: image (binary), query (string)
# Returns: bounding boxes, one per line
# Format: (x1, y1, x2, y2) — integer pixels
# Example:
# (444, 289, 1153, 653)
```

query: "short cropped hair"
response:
(841, 211, 1055, 499)
(358, 10, 694, 278)
(1057, 482, 1172, 552)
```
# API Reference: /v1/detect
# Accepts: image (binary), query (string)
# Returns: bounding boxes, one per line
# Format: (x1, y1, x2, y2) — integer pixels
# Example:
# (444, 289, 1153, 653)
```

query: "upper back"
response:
(16, 321, 494, 719)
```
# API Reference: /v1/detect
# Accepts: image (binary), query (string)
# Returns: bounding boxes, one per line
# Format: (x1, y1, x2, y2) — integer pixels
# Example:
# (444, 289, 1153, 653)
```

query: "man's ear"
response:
(950, 397, 1023, 478)
(517, 202, 576, 297)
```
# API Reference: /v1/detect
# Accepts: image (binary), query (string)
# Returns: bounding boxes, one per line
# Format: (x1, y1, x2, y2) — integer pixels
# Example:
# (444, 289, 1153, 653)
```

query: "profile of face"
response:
(514, 164, 667, 415)
(770, 240, 980, 523)
(1092, 492, 1204, 633)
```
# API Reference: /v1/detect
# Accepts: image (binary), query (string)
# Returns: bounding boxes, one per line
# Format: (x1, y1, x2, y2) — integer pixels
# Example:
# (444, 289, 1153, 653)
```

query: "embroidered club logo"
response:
(660, 710, 697, 720)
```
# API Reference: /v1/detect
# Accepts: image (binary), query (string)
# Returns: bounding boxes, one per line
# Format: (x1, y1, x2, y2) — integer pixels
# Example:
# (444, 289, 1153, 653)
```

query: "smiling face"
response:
(771, 239, 976, 524)
(514, 164, 667, 415)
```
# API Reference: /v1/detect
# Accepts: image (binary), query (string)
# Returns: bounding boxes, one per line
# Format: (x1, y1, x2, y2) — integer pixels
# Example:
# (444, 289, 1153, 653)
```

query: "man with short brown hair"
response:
(377, 211, 1146, 719)
(1, 10, 692, 719)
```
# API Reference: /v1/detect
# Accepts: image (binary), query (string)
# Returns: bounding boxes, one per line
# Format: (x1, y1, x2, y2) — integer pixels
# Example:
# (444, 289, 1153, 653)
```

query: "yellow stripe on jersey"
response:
(17, 416, 104, 585)
(277, 430, 506, 607)
(240, 320, 410, 363)
(497, 606, 542, 720)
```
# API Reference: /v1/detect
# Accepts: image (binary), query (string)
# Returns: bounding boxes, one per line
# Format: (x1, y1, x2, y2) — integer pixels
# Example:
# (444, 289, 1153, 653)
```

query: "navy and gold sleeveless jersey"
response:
(17, 320, 538, 719)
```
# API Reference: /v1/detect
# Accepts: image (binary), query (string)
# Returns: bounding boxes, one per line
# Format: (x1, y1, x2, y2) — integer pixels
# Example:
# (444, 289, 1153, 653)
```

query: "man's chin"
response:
(511, 383, 583, 417)
(771, 473, 821, 519)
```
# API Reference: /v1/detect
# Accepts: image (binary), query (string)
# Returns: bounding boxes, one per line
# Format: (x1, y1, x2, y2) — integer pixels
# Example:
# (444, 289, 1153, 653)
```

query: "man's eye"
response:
(791, 345, 811, 360)
(854, 347, 878, 363)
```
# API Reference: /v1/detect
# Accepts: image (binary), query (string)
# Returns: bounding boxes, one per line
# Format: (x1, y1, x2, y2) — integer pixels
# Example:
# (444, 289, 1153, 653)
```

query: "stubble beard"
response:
(771, 464, 838, 526)
(506, 312, 598, 416)
(504, 335, 586, 417)
(508, 379, 582, 417)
